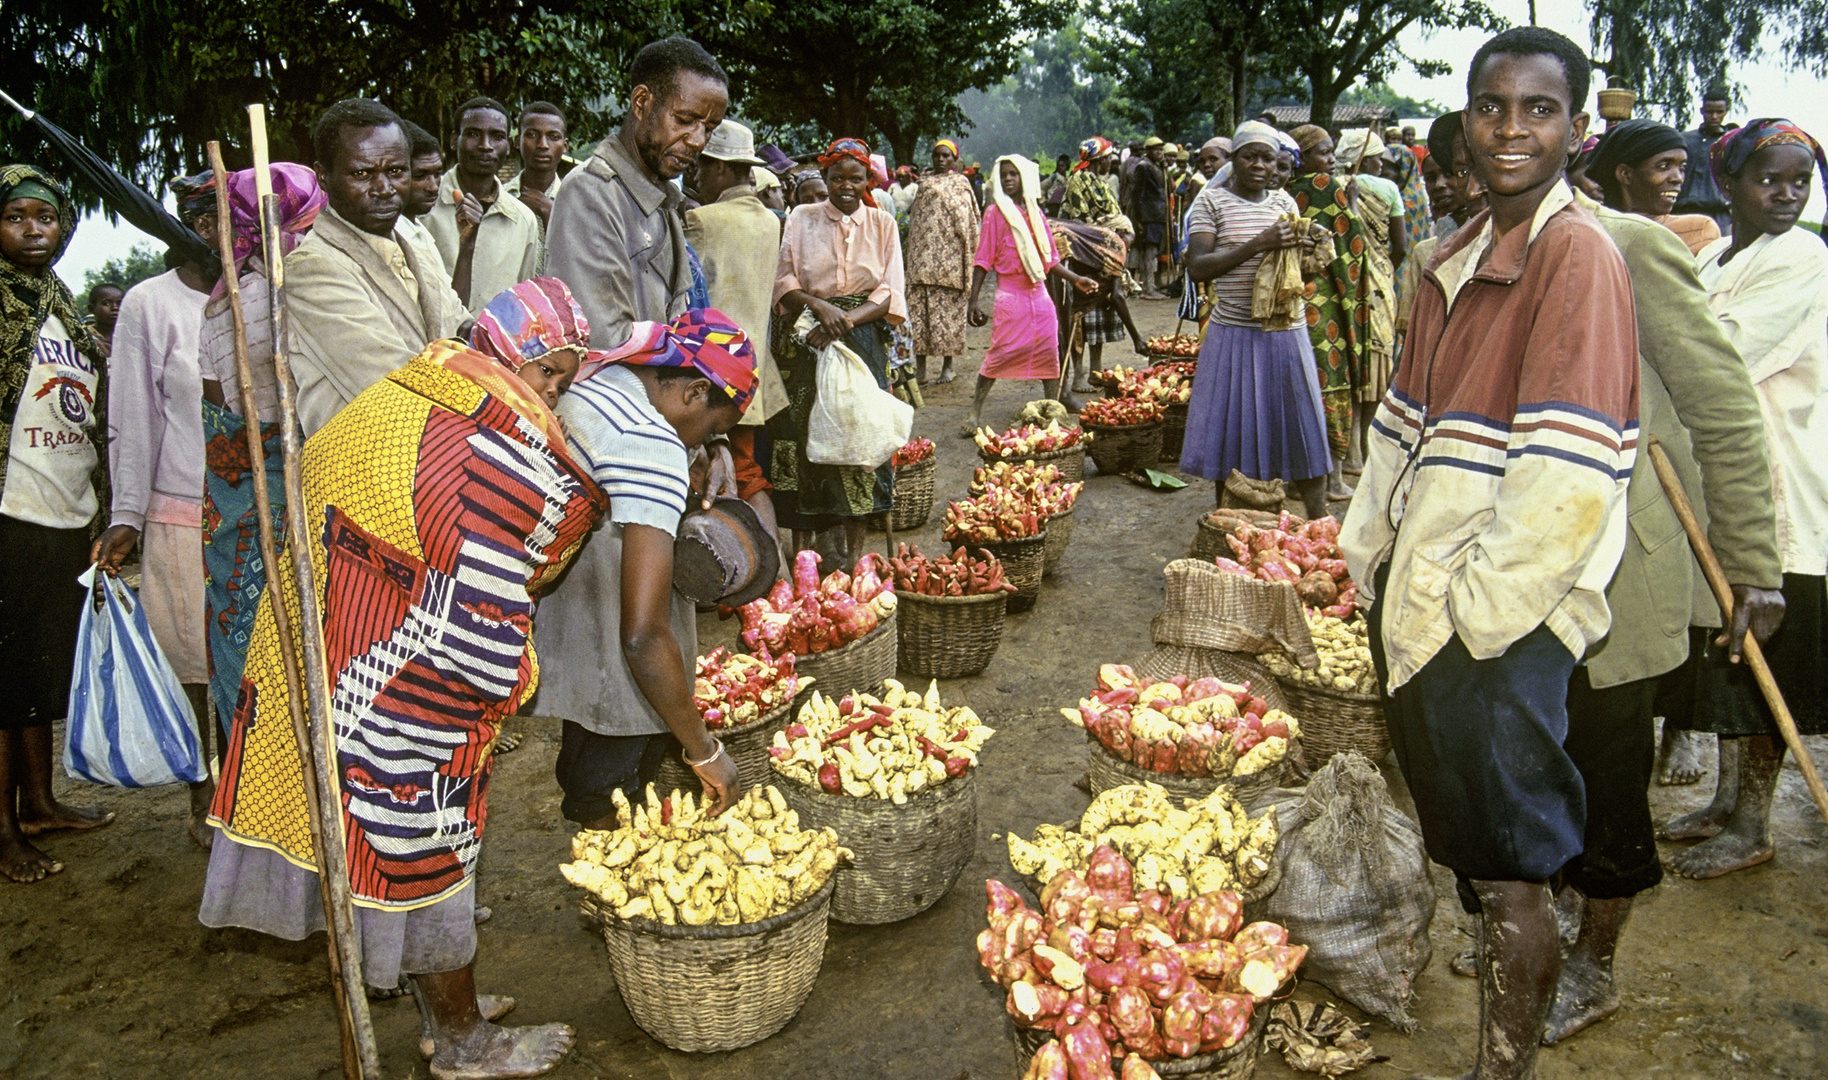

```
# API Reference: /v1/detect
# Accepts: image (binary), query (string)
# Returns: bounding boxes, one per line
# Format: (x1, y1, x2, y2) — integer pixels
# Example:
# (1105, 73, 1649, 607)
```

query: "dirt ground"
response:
(5, 300, 1826, 1080)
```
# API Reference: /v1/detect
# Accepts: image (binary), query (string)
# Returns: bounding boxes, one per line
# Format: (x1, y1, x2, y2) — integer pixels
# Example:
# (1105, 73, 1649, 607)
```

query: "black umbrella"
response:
(2, 88, 220, 275)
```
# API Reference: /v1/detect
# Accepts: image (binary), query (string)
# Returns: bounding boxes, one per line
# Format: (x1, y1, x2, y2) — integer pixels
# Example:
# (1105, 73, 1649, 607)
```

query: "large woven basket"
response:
(1011, 986, 1274, 1079)
(654, 698, 795, 799)
(1041, 509, 1075, 576)
(1085, 419, 1164, 476)
(1132, 649, 1289, 713)
(1275, 679, 1392, 769)
(791, 613, 897, 700)
(1189, 508, 1288, 562)
(889, 455, 937, 532)
(978, 442, 1085, 484)
(777, 769, 978, 924)
(1160, 402, 1190, 462)
(1085, 736, 1296, 808)
(974, 531, 1048, 614)
(582, 876, 834, 1053)
(896, 589, 1007, 678)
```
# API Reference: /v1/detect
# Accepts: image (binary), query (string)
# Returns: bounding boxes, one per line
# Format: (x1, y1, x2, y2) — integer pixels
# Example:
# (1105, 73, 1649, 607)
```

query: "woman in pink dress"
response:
(963, 155, 1097, 434)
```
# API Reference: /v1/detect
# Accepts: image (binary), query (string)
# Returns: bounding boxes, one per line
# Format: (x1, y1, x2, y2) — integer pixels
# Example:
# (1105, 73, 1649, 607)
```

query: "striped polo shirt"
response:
(557, 364, 690, 533)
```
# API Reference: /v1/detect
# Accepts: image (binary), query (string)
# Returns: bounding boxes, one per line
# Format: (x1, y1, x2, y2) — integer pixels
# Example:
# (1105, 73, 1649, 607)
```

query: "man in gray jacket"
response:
(546, 37, 727, 349)
(1535, 193, 1785, 1046)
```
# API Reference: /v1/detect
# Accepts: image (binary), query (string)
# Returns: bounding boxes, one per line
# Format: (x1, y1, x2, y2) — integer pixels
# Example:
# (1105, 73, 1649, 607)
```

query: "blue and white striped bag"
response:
(63, 566, 206, 787)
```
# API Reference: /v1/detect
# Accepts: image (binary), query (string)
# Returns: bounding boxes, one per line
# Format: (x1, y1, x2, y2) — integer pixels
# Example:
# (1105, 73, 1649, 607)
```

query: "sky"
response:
(49, 0, 1828, 287)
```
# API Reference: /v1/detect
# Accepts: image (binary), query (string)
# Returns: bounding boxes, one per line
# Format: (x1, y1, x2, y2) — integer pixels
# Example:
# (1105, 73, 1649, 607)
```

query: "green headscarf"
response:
(1, 165, 104, 507)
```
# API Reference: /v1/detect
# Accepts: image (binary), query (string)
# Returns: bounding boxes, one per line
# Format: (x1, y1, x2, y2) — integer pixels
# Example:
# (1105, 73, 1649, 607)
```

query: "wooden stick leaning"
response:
(206, 141, 368, 1080)
(246, 107, 383, 1079)
(1646, 438, 1828, 827)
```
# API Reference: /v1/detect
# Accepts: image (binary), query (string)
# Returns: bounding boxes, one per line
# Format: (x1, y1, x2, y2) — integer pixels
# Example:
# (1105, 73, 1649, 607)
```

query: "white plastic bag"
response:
(799, 310, 913, 468)
(64, 566, 207, 788)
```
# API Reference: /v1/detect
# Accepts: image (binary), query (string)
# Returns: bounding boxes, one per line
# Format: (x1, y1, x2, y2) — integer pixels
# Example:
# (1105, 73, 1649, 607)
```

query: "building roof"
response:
(1259, 104, 1398, 127)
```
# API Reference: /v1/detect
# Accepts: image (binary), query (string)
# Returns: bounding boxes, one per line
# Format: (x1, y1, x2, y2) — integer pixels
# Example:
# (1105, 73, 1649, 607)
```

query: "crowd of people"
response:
(2, 22, 1826, 1080)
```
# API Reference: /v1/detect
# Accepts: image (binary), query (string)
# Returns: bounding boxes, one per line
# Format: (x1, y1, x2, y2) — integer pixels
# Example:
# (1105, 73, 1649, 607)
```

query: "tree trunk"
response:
(1226, 50, 1247, 134)
(1308, 66, 1338, 129)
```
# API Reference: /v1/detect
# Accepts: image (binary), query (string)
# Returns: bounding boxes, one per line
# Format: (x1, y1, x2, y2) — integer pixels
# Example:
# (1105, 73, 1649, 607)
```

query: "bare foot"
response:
(1666, 829, 1774, 879)
(1658, 804, 1729, 841)
(1, 831, 64, 883)
(1656, 727, 1708, 786)
(959, 420, 981, 439)
(17, 801, 114, 837)
(1542, 955, 1619, 1044)
(1327, 480, 1356, 501)
(430, 1021, 574, 1080)
(423, 996, 518, 1059)
(494, 731, 523, 755)
(1553, 886, 1583, 947)
(1448, 947, 1478, 978)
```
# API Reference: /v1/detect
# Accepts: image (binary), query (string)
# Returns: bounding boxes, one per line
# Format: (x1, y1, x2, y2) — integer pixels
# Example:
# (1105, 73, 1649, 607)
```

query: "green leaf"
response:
(1143, 469, 1189, 490)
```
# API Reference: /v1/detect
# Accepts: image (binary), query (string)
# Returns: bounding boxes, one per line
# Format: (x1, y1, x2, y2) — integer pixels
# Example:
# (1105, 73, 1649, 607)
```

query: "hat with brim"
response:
(1143, 136, 1165, 149)
(703, 120, 767, 168)
(674, 497, 780, 607)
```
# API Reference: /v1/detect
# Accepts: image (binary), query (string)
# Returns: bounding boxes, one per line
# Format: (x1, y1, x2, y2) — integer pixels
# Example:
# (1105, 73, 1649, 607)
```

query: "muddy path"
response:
(4, 300, 1824, 1080)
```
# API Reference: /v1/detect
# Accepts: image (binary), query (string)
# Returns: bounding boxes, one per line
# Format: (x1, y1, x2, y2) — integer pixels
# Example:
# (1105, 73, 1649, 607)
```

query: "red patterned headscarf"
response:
(597, 308, 758, 412)
(1076, 136, 1114, 172)
(817, 137, 879, 208)
(470, 277, 599, 374)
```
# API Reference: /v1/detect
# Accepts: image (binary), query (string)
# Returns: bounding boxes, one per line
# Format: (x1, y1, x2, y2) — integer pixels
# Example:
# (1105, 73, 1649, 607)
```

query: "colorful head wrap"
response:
(933, 139, 960, 159)
(1075, 136, 1115, 171)
(1288, 125, 1330, 154)
(1231, 121, 1280, 155)
(1274, 132, 1302, 170)
(599, 308, 758, 412)
(1710, 117, 1828, 195)
(216, 164, 326, 293)
(170, 172, 217, 223)
(895, 165, 918, 181)
(471, 277, 598, 374)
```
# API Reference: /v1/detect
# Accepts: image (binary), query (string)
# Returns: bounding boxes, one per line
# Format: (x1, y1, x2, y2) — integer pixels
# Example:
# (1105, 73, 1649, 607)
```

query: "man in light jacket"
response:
(287, 99, 468, 435)
(683, 119, 788, 534)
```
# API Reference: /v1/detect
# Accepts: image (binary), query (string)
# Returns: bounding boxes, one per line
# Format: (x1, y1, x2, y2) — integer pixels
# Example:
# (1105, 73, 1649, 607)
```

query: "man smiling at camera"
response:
(1341, 27, 1641, 1080)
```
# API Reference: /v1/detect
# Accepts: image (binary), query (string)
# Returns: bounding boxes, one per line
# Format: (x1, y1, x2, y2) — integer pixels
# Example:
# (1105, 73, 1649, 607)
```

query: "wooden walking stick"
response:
(206, 141, 372, 1080)
(1647, 438, 1828, 827)
(247, 107, 384, 1079)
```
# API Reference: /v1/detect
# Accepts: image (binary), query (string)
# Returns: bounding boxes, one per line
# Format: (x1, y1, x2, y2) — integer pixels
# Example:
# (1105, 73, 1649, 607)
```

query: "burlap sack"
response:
(1151, 559, 1319, 668)
(1221, 470, 1285, 512)
(1259, 752, 1435, 1031)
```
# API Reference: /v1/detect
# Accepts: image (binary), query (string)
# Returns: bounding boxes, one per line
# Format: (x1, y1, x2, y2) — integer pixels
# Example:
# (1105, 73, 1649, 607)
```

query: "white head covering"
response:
(1334, 128, 1387, 171)
(1231, 121, 1281, 154)
(991, 154, 1052, 285)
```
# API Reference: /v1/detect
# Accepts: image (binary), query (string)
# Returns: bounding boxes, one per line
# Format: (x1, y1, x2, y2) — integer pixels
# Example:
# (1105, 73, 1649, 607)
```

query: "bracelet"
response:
(683, 737, 725, 769)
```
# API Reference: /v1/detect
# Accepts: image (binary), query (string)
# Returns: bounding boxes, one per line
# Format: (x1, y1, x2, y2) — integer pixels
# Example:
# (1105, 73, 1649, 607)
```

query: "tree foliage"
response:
(1266, 0, 1504, 127)
(1588, 0, 1828, 125)
(957, 20, 1145, 165)
(689, 0, 1070, 165)
(3, 0, 670, 210)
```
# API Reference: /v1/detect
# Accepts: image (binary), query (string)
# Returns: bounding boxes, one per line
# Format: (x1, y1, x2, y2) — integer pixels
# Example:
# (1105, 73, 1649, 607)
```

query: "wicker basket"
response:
(1085, 419, 1164, 477)
(1085, 736, 1296, 808)
(1188, 508, 1289, 562)
(654, 698, 795, 800)
(889, 455, 937, 532)
(777, 769, 978, 924)
(1160, 402, 1190, 462)
(581, 876, 835, 1053)
(977, 442, 1085, 484)
(974, 531, 1048, 614)
(896, 589, 1007, 678)
(791, 612, 898, 699)
(1275, 680, 1392, 769)
(1012, 988, 1274, 1079)
(1041, 509, 1075, 576)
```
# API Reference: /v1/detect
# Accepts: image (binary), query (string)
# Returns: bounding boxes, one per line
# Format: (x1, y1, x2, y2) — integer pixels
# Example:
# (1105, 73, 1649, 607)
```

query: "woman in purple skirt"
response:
(1179, 121, 1333, 520)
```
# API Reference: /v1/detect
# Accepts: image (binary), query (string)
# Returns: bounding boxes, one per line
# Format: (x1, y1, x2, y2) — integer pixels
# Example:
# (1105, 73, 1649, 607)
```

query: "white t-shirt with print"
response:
(1, 315, 100, 528)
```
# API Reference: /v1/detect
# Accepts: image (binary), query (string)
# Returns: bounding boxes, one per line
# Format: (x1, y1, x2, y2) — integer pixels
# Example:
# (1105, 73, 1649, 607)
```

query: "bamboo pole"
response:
(246, 107, 382, 1079)
(206, 141, 365, 1080)
(1646, 439, 1828, 827)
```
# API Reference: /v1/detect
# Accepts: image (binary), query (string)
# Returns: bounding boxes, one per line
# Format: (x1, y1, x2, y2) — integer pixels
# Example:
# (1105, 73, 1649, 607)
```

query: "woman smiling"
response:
(1588, 118, 1720, 254)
